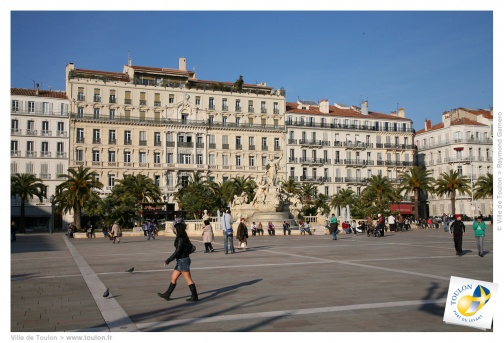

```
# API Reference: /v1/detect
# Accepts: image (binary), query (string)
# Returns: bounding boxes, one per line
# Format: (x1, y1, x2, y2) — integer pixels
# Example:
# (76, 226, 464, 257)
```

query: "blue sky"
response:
(10, 10, 493, 130)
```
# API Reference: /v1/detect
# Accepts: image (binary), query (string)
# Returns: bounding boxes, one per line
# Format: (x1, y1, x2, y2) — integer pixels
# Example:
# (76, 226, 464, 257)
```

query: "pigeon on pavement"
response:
(125, 267, 134, 273)
(103, 288, 109, 298)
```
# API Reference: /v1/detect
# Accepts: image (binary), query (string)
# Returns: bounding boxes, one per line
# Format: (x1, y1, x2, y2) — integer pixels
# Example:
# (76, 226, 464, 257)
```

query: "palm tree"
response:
(314, 193, 330, 215)
(114, 173, 162, 203)
(329, 188, 355, 210)
(280, 178, 301, 196)
(474, 173, 493, 200)
(11, 173, 46, 233)
(299, 183, 318, 206)
(174, 172, 217, 218)
(55, 166, 103, 232)
(230, 176, 257, 202)
(397, 166, 435, 220)
(434, 170, 471, 215)
(362, 174, 398, 213)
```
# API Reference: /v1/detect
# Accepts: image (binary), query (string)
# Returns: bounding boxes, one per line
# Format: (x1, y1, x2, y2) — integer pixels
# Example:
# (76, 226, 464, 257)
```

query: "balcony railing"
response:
(196, 143, 204, 149)
(287, 121, 416, 133)
(92, 138, 101, 144)
(40, 173, 51, 179)
(56, 131, 67, 137)
(179, 142, 194, 148)
(124, 99, 132, 104)
(109, 96, 116, 103)
(11, 150, 21, 157)
(417, 137, 493, 151)
(26, 151, 36, 157)
(222, 144, 229, 149)
(236, 145, 243, 150)
(154, 140, 162, 146)
(76, 137, 85, 143)
(93, 95, 101, 102)
(124, 139, 132, 145)
(26, 130, 37, 136)
(261, 145, 268, 151)
(209, 143, 216, 149)
(139, 140, 147, 146)
(40, 151, 51, 158)
(166, 141, 175, 147)
(154, 101, 161, 107)
(139, 100, 147, 106)
(11, 128, 21, 135)
(56, 152, 67, 158)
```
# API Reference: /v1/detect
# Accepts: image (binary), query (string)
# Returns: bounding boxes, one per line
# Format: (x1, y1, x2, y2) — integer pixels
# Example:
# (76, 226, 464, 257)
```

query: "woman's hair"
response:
(174, 223, 188, 238)
(204, 219, 210, 226)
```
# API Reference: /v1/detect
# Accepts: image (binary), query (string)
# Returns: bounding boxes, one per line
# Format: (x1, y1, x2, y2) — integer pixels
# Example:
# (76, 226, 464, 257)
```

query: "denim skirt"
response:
(174, 257, 191, 272)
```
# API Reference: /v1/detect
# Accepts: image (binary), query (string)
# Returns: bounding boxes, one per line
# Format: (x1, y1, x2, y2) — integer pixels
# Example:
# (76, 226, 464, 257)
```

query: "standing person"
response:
(202, 219, 215, 253)
(472, 215, 487, 257)
(442, 213, 449, 232)
(351, 220, 358, 235)
(388, 214, 396, 232)
(376, 214, 384, 236)
(283, 221, 291, 235)
(251, 221, 257, 236)
(111, 221, 121, 244)
(236, 218, 248, 249)
(329, 214, 338, 240)
(11, 220, 17, 242)
(222, 209, 235, 254)
(450, 215, 466, 256)
(158, 219, 198, 302)
(257, 222, 264, 236)
(267, 221, 276, 236)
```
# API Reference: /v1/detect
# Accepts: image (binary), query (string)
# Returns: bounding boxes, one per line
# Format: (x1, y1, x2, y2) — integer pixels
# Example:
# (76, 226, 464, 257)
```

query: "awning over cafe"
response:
(390, 203, 413, 214)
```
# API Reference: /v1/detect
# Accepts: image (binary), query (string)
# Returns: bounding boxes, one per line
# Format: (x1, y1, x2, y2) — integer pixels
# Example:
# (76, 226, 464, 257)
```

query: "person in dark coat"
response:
(450, 214, 466, 256)
(158, 219, 198, 301)
(236, 218, 248, 249)
(329, 214, 338, 240)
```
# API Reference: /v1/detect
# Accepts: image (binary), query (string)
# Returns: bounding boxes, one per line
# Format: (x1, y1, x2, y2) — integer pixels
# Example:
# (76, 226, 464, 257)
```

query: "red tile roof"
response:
(416, 122, 444, 134)
(286, 102, 411, 121)
(72, 68, 130, 82)
(11, 88, 68, 99)
(416, 117, 486, 134)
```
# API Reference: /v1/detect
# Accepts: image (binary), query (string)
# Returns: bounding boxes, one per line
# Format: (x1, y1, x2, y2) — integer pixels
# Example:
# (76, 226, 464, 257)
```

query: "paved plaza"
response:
(11, 226, 494, 334)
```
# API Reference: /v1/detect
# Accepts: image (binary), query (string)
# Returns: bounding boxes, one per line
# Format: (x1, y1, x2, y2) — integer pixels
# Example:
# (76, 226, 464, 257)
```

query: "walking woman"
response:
(111, 221, 121, 244)
(202, 219, 215, 253)
(236, 217, 248, 249)
(329, 213, 338, 240)
(158, 219, 199, 301)
(472, 215, 487, 257)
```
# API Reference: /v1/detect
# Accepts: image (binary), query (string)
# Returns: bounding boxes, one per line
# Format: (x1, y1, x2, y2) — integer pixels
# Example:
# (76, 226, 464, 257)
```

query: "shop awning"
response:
(390, 203, 413, 214)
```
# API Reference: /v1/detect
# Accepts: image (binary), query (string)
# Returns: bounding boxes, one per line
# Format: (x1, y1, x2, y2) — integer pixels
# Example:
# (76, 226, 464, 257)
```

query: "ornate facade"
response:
(65, 58, 286, 206)
(285, 99, 416, 214)
(415, 108, 493, 218)
(10, 87, 71, 231)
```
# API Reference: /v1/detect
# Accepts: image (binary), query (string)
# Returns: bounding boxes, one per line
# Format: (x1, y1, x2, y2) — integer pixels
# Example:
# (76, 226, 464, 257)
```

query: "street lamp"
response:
(454, 147, 474, 220)
(49, 195, 55, 234)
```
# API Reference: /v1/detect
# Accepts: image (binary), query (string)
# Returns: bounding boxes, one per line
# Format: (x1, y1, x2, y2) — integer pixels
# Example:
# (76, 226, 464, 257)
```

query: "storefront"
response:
(390, 203, 414, 216)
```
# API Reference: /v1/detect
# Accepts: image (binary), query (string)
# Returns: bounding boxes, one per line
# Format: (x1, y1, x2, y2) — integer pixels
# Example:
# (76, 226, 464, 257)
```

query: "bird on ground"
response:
(103, 288, 109, 298)
(125, 267, 134, 273)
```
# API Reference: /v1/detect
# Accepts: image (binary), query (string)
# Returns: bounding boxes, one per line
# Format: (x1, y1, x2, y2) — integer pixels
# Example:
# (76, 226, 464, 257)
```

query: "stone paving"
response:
(10, 226, 495, 334)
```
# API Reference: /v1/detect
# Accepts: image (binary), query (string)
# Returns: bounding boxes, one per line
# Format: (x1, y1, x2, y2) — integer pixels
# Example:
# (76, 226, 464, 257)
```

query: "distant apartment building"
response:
(415, 108, 493, 218)
(286, 99, 416, 215)
(10, 86, 71, 231)
(65, 58, 286, 208)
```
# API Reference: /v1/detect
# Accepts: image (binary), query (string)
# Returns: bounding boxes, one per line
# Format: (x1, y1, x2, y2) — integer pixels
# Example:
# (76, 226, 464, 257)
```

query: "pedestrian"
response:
(442, 213, 449, 232)
(142, 221, 149, 236)
(147, 220, 156, 240)
(267, 221, 275, 236)
(257, 222, 264, 236)
(251, 221, 257, 236)
(222, 209, 235, 254)
(11, 220, 17, 242)
(329, 213, 338, 240)
(236, 218, 248, 249)
(472, 215, 486, 257)
(111, 221, 121, 244)
(351, 220, 357, 235)
(388, 213, 396, 232)
(283, 221, 291, 235)
(376, 214, 384, 236)
(450, 214, 465, 256)
(158, 219, 199, 302)
(202, 219, 215, 253)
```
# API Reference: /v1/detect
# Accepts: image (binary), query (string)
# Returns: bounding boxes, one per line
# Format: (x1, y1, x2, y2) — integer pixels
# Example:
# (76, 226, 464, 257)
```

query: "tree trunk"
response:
(451, 194, 456, 215)
(74, 203, 82, 231)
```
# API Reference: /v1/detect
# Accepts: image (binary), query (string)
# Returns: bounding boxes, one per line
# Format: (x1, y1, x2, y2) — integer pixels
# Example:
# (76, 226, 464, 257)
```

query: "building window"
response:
(139, 152, 147, 163)
(235, 99, 241, 112)
(124, 131, 132, 144)
(169, 94, 174, 104)
(92, 150, 100, 162)
(154, 175, 160, 187)
(28, 101, 35, 113)
(154, 152, 161, 164)
(236, 155, 241, 166)
(93, 129, 101, 143)
(249, 156, 255, 166)
(42, 102, 50, 114)
(261, 101, 267, 113)
(12, 100, 19, 112)
(209, 97, 215, 110)
(93, 108, 100, 119)
(196, 154, 203, 164)
(109, 109, 115, 120)
(109, 130, 116, 144)
(77, 107, 84, 117)
(195, 96, 201, 105)
(222, 98, 228, 111)
(273, 102, 279, 114)
(124, 151, 131, 163)
(166, 153, 173, 163)
(76, 149, 83, 161)
(108, 151, 116, 162)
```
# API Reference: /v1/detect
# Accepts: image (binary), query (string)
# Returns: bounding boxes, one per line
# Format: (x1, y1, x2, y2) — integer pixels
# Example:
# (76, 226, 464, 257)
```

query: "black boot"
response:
(186, 283, 199, 302)
(158, 283, 176, 300)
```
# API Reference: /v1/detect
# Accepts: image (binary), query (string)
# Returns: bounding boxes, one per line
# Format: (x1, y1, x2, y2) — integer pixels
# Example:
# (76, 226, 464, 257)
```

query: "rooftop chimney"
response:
(35, 83, 39, 96)
(319, 99, 329, 114)
(179, 57, 187, 71)
(361, 100, 368, 115)
(398, 107, 405, 118)
(425, 119, 432, 131)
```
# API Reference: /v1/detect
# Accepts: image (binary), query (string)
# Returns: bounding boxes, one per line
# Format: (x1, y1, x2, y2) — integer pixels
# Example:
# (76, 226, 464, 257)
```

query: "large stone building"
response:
(65, 57, 286, 208)
(10, 86, 71, 231)
(285, 99, 416, 215)
(415, 108, 493, 218)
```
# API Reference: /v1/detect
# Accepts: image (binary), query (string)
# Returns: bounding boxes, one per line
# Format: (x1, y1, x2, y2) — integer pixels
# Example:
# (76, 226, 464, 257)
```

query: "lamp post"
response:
(454, 147, 474, 220)
(49, 195, 55, 234)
